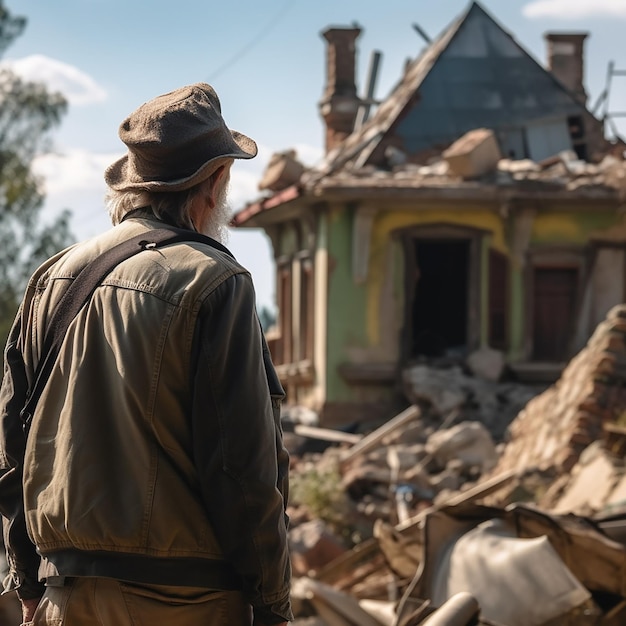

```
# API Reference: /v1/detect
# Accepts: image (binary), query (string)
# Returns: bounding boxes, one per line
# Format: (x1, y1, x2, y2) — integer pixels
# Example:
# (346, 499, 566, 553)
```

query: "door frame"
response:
(396, 223, 487, 363)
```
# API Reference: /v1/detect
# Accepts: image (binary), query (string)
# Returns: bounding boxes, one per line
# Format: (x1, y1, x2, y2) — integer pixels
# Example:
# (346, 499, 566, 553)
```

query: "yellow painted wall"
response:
(531, 210, 617, 244)
(365, 206, 507, 346)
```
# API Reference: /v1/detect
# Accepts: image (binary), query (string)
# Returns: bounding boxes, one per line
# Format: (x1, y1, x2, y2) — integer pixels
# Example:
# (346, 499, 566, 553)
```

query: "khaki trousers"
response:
(27, 578, 252, 626)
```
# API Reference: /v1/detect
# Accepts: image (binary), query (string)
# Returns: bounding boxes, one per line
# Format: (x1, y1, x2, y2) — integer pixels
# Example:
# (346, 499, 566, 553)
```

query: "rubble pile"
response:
(285, 306, 626, 625)
(285, 404, 510, 549)
(485, 304, 626, 510)
(302, 131, 626, 198)
(402, 357, 540, 440)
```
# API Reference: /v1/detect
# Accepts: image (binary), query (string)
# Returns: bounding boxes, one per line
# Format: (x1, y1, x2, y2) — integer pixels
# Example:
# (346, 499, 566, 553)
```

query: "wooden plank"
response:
(395, 469, 520, 531)
(294, 424, 362, 445)
(314, 537, 381, 585)
(339, 405, 421, 467)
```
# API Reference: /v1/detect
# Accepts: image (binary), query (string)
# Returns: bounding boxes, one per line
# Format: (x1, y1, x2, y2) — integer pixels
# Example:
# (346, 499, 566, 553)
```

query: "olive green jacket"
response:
(0, 215, 292, 625)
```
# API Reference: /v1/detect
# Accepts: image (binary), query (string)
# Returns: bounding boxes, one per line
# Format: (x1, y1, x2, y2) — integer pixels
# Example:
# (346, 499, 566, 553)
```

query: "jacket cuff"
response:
(253, 595, 294, 625)
(3, 569, 45, 601)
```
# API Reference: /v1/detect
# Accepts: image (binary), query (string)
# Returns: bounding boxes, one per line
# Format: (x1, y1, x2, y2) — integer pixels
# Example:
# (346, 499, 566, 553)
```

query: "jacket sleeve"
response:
(262, 334, 290, 517)
(191, 271, 292, 625)
(0, 310, 45, 601)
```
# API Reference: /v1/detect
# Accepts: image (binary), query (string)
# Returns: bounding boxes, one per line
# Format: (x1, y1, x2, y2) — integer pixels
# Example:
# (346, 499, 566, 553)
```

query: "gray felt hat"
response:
(104, 83, 257, 192)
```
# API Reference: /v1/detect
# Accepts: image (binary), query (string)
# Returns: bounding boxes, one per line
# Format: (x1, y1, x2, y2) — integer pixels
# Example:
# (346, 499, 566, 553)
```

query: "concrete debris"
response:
(258, 149, 305, 192)
(285, 405, 321, 427)
(465, 347, 506, 382)
(402, 366, 466, 415)
(285, 304, 626, 624)
(425, 421, 498, 473)
(290, 519, 349, 577)
(497, 158, 541, 174)
(402, 364, 540, 440)
(442, 128, 502, 180)
(545, 441, 621, 516)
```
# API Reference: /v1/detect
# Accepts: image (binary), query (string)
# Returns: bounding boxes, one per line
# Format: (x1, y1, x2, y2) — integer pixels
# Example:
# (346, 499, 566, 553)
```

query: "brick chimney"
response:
(545, 32, 589, 104)
(319, 26, 361, 153)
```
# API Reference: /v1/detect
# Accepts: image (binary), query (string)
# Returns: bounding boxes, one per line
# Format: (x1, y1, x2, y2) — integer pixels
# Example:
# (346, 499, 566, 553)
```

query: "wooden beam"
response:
(339, 405, 421, 468)
(395, 469, 520, 531)
(293, 424, 362, 445)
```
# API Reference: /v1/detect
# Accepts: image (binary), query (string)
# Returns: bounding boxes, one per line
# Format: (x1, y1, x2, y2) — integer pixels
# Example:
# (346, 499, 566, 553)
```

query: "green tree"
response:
(0, 2, 74, 346)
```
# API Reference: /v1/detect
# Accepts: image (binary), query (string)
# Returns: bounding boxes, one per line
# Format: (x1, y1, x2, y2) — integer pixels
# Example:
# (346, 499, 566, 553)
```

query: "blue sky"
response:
(5, 0, 626, 310)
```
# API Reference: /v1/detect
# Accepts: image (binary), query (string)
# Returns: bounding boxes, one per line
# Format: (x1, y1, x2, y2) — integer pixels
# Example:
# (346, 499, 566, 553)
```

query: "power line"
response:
(207, 0, 294, 82)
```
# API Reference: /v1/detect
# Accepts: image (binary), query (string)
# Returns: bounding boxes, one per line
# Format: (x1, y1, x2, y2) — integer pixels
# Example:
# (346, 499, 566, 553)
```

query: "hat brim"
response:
(104, 129, 257, 192)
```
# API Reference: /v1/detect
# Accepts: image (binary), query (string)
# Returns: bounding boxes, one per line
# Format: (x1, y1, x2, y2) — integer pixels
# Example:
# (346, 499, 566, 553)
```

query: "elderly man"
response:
(0, 83, 292, 626)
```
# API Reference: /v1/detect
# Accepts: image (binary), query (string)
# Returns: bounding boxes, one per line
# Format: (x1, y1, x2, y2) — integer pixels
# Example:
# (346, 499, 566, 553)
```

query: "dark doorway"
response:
(532, 267, 578, 361)
(410, 239, 470, 358)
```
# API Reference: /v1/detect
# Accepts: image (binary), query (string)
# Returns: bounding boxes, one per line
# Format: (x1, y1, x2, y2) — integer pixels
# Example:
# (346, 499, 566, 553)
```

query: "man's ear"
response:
(206, 165, 228, 209)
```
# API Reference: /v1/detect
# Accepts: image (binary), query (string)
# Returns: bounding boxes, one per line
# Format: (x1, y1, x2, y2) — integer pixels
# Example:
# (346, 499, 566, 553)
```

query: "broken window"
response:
(567, 114, 588, 161)
(525, 118, 572, 162)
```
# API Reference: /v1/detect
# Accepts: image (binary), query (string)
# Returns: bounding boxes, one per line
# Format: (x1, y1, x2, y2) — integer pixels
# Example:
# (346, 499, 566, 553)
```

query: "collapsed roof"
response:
(235, 1, 625, 227)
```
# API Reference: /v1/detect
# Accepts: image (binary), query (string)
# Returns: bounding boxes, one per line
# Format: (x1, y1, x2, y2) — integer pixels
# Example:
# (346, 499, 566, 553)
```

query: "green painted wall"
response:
(325, 206, 370, 402)
(277, 222, 300, 257)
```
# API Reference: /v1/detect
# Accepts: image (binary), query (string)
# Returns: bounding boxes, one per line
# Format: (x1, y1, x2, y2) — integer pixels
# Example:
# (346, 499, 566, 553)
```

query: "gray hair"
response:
(105, 185, 198, 229)
(105, 162, 232, 229)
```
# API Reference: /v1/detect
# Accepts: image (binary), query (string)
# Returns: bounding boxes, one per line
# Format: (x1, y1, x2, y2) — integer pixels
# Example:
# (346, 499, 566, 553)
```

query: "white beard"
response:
(200, 176, 231, 244)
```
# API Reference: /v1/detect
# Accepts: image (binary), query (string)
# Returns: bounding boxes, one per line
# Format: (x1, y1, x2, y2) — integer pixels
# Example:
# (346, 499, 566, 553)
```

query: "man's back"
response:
(0, 81, 292, 626)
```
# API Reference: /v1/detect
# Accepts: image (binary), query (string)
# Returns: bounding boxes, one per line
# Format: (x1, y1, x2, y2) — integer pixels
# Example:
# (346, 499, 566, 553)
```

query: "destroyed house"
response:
(233, 1, 626, 426)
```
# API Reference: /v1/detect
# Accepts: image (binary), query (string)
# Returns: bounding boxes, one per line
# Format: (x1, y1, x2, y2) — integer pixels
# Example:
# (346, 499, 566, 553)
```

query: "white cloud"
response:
(523, 0, 626, 19)
(293, 143, 324, 167)
(229, 164, 263, 210)
(2, 55, 107, 105)
(32, 148, 119, 195)
(33, 148, 118, 240)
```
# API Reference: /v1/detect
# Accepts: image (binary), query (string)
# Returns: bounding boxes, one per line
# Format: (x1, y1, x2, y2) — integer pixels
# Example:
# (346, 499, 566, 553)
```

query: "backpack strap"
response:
(20, 227, 230, 434)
